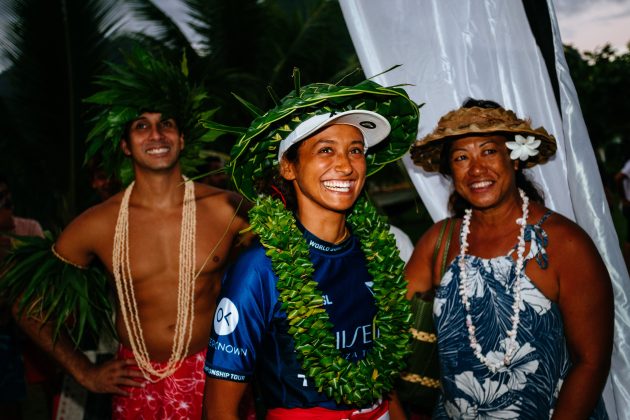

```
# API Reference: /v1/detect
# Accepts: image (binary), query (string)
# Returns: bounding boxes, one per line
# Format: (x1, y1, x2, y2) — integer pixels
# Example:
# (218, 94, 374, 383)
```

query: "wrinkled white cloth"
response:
(389, 225, 414, 263)
(340, 1, 630, 418)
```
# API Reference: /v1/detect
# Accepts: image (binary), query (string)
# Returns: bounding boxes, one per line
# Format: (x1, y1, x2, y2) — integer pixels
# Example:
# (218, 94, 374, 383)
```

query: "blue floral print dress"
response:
(433, 212, 608, 419)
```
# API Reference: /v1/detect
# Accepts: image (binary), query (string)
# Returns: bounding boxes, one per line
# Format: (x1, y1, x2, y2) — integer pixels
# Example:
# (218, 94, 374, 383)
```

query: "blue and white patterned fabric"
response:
(433, 212, 608, 419)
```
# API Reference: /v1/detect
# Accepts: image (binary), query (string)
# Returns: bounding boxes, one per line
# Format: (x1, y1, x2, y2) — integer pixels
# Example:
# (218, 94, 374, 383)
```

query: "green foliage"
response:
(564, 44, 630, 171)
(0, 0, 369, 228)
(0, 232, 115, 345)
(129, 0, 365, 125)
(0, 0, 129, 227)
(83, 46, 218, 184)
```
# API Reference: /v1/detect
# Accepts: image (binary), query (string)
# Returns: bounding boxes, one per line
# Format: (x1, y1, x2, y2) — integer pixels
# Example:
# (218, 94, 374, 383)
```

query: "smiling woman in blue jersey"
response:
(202, 71, 420, 419)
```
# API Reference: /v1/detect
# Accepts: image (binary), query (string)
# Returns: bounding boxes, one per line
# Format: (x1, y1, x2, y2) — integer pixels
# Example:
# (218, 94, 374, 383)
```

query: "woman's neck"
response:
(296, 207, 348, 244)
(470, 191, 523, 229)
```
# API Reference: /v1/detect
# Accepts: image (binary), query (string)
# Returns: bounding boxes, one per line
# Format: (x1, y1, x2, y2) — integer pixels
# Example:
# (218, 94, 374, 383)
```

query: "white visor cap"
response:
(277, 110, 391, 161)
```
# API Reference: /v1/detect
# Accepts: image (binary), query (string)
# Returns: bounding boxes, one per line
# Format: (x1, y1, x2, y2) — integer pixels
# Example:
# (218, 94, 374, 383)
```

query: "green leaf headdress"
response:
(84, 46, 217, 184)
(203, 69, 420, 201)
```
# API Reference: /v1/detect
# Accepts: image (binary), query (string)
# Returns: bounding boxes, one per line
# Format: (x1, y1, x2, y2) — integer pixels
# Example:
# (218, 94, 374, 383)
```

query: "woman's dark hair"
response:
(461, 98, 502, 109)
(441, 98, 544, 217)
(256, 141, 301, 210)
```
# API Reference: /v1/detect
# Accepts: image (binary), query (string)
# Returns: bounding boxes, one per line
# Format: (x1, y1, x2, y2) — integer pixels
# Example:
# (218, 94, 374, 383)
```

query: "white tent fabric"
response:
(340, 0, 630, 417)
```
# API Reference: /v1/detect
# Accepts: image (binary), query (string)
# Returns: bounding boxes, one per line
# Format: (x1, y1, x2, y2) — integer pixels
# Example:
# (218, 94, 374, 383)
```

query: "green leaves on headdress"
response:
(202, 70, 420, 201)
(84, 47, 217, 184)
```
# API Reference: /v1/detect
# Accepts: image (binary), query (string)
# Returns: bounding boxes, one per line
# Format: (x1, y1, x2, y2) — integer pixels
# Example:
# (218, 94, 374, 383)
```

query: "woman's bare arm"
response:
(550, 219, 613, 419)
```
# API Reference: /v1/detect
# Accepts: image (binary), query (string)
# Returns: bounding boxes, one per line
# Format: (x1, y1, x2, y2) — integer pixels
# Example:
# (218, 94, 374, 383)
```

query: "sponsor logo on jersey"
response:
(205, 367, 246, 382)
(335, 324, 374, 349)
(208, 338, 248, 357)
(343, 349, 369, 360)
(214, 297, 239, 336)
(308, 239, 345, 253)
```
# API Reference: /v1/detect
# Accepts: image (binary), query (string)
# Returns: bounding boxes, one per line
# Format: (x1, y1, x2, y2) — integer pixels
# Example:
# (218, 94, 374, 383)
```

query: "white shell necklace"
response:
(458, 188, 529, 373)
(112, 177, 196, 381)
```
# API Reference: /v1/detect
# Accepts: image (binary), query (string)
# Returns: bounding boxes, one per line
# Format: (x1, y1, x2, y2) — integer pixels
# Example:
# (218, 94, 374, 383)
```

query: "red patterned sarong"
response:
(111, 346, 206, 420)
(266, 399, 389, 420)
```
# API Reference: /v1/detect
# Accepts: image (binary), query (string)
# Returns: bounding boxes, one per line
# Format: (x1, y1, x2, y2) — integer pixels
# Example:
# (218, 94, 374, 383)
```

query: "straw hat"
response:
(410, 105, 556, 172)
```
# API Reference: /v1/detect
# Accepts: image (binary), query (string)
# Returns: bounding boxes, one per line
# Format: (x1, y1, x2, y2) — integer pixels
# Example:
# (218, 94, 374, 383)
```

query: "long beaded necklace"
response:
(112, 178, 196, 381)
(458, 189, 529, 373)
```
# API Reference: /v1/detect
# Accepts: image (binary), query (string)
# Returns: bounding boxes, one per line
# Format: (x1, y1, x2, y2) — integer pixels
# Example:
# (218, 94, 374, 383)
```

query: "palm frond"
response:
(125, 0, 195, 57)
(0, 233, 115, 345)
(0, 0, 130, 227)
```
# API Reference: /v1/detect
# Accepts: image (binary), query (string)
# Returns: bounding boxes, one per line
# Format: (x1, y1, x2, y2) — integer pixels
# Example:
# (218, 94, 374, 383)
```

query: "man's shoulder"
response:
(62, 194, 122, 236)
(54, 194, 123, 267)
(195, 183, 241, 206)
(194, 183, 251, 223)
(81, 193, 122, 220)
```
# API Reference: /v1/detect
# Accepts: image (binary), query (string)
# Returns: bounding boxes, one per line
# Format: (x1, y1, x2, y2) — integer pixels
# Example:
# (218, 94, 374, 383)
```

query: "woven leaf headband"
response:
(202, 69, 421, 201)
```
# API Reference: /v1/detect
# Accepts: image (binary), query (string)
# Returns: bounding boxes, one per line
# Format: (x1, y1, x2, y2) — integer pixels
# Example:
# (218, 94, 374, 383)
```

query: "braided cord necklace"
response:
(112, 177, 196, 381)
(249, 195, 411, 405)
(459, 188, 529, 373)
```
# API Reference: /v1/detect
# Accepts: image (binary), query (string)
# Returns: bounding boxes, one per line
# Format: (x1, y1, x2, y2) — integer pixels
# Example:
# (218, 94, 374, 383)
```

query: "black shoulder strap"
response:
(431, 218, 455, 279)
(440, 219, 456, 278)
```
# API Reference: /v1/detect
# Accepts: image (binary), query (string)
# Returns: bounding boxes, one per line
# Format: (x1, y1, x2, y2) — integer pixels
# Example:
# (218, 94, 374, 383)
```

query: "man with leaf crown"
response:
(203, 69, 419, 419)
(2, 47, 251, 419)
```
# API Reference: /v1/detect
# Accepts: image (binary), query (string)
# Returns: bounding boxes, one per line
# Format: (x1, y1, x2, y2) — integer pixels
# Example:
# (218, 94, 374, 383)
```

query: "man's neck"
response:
(129, 168, 188, 210)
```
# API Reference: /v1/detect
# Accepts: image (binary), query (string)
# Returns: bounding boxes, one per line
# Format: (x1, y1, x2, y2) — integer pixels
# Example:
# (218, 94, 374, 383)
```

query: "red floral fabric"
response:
(111, 346, 206, 420)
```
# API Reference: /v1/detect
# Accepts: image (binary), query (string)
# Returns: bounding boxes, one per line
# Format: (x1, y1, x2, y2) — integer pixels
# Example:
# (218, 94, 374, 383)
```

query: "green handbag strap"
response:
(432, 218, 455, 279)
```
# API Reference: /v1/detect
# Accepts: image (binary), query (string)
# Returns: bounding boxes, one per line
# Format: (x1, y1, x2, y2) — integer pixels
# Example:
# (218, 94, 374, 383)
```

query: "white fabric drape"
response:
(340, 0, 630, 417)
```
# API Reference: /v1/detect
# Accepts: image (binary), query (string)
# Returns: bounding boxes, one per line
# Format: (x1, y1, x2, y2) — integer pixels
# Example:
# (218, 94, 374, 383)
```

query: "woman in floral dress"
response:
(406, 99, 612, 419)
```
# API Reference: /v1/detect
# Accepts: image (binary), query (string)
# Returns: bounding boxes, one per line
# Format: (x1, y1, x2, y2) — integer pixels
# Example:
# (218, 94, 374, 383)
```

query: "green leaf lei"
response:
(249, 195, 412, 406)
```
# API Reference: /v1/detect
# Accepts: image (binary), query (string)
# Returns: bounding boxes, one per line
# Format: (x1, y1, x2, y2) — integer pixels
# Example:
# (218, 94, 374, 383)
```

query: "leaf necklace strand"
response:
(250, 196, 411, 405)
(112, 177, 196, 381)
(459, 188, 528, 373)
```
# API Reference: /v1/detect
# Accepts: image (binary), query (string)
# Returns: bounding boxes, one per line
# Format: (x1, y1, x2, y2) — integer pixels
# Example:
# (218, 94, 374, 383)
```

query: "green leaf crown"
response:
(84, 46, 217, 184)
(203, 70, 420, 201)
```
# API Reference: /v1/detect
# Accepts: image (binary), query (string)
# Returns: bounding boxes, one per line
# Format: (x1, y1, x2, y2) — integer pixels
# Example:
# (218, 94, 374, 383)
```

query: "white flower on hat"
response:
(506, 134, 541, 161)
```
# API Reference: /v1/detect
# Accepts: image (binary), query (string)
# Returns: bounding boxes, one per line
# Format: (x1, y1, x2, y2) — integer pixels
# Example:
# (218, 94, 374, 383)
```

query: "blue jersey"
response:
(204, 225, 377, 409)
